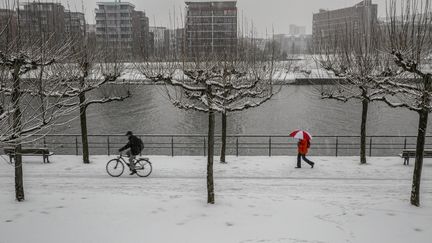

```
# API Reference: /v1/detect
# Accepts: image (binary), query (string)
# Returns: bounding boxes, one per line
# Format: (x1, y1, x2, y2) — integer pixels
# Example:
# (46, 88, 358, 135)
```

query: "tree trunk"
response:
(220, 112, 227, 163)
(360, 99, 368, 164)
(12, 66, 24, 201)
(14, 144, 24, 201)
(207, 110, 215, 204)
(411, 109, 428, 206)
(79, 92, 90, 164)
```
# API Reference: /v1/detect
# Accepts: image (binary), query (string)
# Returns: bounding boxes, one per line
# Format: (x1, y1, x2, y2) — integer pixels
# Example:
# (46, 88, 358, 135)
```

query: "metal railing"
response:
(21, 134, 432, 157)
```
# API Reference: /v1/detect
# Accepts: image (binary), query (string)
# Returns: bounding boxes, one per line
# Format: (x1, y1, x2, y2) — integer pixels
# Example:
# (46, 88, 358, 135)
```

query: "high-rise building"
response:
(274, 34, 312, 55)
(0, 9, 17, 49)
(132, 10, 150, 59)
(185, 1, 237, 58)
(170, 28, 185, 57)
(65, 11, 86, 40)
(17, 2, 87, 48)
(289, 24, 306, 36)
(95, 1, 136, 59)
(86, 24, 97, 50)
(312, 0, 378, 50)
(149, 26, 167, 53)
(95, 2, 150, 60)
(19, 2, 66, 45)
(163, 28, 185, 59)
(148, 31, 155, 57)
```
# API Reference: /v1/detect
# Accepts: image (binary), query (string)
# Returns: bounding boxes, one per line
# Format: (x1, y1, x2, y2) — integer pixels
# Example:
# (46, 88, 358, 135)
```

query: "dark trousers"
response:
(297, 153, 314, 167)
(126, 150, 136, 170)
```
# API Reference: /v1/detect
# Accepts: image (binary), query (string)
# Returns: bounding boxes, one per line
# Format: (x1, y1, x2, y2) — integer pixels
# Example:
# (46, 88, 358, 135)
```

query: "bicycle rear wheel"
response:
(134, 159, 152, 177)
(106, 159, 124, 177)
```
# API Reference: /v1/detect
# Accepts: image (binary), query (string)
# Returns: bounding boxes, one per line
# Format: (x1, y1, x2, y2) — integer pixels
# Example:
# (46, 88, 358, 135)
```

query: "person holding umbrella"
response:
(290, 130, 315, 169)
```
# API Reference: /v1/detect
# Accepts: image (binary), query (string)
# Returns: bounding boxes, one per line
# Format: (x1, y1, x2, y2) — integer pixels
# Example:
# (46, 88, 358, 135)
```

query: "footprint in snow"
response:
(56, 206, 65, 209)
(40, 211, 50, 215)
(387, 212, 396, 216)
(5, 219, 13, 223)
(356, 213, 364, 217)
(414, 228, 423, 232)
(225, 222, 234, 227)
(65, 167, 72, 171)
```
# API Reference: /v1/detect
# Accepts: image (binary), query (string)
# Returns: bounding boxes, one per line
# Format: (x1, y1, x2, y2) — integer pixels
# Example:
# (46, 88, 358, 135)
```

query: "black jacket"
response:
(119, 135, 142, 156)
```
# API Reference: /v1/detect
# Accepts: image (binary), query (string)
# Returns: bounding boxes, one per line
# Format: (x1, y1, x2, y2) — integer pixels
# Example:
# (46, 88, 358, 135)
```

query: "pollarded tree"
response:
(216, 62, 276, 164)
(138, 50, 281, 204)
(315, 16, 393, 164)
(210, 39, 289, 164)
(54, 13, 131, 164)
(0, 42, 128, 200)
(372, 0, 432, 206)
(55, 46, 130, 164)
(0, 34, 80, 201)
(0, 12, 127, 200)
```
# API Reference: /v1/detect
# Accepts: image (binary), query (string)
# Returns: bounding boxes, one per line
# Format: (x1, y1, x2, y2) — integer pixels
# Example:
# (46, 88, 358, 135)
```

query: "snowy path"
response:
(0, 156, 431, 243)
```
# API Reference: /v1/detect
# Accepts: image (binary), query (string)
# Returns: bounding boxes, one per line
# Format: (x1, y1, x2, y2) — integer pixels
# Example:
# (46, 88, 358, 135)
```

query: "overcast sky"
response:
(13, 0, 389, 36)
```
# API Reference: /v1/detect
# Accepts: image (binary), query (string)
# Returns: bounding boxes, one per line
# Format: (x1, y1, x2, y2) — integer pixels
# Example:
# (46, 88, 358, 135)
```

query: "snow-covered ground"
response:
(0, 155, 431, 243)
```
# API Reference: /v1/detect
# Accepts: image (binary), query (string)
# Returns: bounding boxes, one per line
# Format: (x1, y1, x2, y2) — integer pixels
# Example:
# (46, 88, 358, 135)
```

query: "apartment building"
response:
(312, 0, 378, 50)
(185, 1, 237, 58)
(19, 2, 66, 45)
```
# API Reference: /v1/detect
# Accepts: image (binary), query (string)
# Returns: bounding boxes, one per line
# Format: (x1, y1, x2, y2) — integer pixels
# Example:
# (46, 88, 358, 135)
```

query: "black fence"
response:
(20, 134, 432, 157)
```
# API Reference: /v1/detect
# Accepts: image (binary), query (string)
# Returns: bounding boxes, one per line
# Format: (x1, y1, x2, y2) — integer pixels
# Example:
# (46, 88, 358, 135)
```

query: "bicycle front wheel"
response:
(106, 159, 125, 177)
(134, 159, 152, 177)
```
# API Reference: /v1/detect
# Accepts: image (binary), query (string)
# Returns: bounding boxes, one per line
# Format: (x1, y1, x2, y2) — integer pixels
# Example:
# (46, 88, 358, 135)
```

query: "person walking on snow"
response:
(296, 139, 315, 169)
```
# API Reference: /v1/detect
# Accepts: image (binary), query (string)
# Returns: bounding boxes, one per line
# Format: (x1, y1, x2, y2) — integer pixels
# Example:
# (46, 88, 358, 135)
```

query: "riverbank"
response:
(1, 156, 431, 243)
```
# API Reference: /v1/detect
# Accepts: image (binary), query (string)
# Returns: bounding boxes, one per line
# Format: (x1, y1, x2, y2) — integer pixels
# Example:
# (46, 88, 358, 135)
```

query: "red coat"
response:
(298, 139, 309, 155)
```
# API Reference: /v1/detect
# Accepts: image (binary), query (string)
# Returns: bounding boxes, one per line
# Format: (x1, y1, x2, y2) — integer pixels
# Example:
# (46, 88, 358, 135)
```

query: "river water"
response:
(44, 84, 432, 156)
(58, 85, 427, 136)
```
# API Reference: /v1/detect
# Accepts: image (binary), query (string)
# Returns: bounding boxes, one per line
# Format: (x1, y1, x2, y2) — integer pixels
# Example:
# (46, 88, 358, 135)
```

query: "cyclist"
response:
(119, 131, 144, 175)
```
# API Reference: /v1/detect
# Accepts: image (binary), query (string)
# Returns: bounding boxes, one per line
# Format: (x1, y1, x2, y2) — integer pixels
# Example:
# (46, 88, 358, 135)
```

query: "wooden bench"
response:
(400, 150, 432, 165)
(4, 148, 54, 164)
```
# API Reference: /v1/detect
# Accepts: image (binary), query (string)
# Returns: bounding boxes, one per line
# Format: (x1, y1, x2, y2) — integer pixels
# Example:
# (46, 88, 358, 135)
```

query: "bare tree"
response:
(0, 39, 130, 200)
(137, 41, 283, 203)
(217, 64, 276, 163)
(59, 29, 130, 164)
(0, 4, 128, 200)
(216, 39, 289, 164)
(54, 55, 129, 164)
(371, 0, 432, 206)
(1, 1, 74, 202)
(0, 34, 80, 201)
(314, 15, 392, 164)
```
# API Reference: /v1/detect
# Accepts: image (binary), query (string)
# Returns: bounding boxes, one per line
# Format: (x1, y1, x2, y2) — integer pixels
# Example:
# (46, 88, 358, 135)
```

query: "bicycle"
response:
(106, 154, 152, 177)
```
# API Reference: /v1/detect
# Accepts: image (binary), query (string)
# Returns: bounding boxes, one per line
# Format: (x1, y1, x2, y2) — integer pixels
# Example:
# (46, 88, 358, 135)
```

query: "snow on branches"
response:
(141, 59, 286, 114)
(0, 41, 128, 145)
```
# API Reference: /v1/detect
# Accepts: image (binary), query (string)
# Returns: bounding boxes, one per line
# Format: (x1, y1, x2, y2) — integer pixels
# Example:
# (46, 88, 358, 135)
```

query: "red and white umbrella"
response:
(289, 130, 312, 140)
